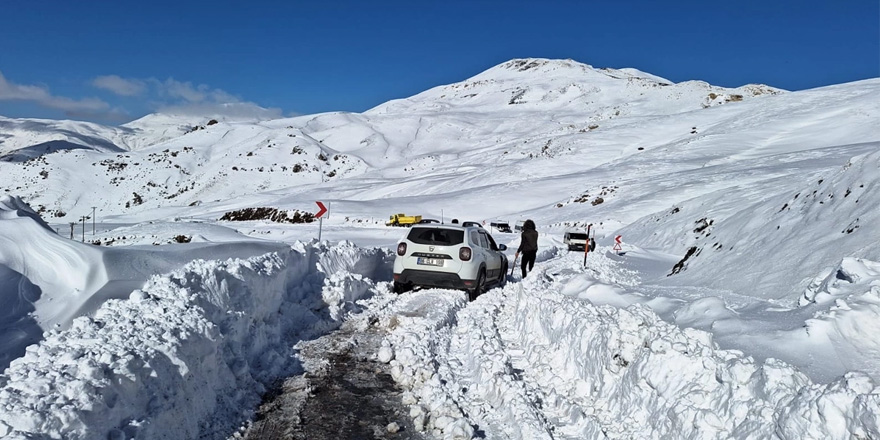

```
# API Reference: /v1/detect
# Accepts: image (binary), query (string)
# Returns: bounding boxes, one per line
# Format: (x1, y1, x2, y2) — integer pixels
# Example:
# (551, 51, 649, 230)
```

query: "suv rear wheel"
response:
(468, 269, 486, 302)
(393, 281, 411, 294)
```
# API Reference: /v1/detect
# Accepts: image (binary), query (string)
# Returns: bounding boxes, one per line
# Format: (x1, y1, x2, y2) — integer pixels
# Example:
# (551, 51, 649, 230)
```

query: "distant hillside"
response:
(0, 116, 129, 160)
(0, 58, 780, 219)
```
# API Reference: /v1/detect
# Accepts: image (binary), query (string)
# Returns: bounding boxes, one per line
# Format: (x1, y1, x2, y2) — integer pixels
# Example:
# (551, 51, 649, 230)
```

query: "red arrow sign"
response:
(315, 201, 327, 218)
(615, 235, 622, 244)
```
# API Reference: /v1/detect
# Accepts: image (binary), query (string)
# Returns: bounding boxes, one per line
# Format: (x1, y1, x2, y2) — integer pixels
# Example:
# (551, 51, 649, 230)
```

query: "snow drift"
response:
(0, 242, 392, 439)
(380, 252, 880, 439)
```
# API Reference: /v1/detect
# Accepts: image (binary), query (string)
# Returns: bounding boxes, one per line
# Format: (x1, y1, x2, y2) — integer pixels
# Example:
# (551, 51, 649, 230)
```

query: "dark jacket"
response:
(517, 221, 538, 253)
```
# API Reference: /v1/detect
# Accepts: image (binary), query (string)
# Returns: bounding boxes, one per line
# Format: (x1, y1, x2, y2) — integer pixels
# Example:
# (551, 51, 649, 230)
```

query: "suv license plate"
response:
(417, 257, 444, 267)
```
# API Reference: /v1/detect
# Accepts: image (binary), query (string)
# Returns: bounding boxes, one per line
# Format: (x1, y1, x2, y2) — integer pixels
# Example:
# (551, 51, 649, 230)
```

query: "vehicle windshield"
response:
(407, 227, 464, 245)
(567, 233, 588, 240)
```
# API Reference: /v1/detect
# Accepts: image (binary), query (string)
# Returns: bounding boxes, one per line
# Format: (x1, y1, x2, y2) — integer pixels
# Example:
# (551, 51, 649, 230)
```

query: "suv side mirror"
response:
(498, 244, 507, 251)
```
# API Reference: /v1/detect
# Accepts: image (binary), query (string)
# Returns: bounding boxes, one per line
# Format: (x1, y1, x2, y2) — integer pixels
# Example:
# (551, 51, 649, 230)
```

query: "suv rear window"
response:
(407, 227, 464, 245)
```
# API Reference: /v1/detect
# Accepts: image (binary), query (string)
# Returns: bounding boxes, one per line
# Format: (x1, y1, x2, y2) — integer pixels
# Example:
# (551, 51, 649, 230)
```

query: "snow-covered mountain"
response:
(369, 58, 781, 115)
(0, 104, 280, 162)
(1, 58, 879, 439)
(0, 58, 786, 219)
(0, 116, 130, 161)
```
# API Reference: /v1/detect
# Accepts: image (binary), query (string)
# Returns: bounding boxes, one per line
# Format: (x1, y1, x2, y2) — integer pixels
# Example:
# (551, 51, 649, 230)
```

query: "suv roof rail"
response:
(462, 221, 483, 228)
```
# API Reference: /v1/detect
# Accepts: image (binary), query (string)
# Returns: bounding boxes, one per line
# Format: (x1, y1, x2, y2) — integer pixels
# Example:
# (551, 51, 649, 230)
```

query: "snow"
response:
(380, 251, 880, 439)
(0, 57, 879, 438)
(0, 241, 391, 439)
(0, 116, 130, 160)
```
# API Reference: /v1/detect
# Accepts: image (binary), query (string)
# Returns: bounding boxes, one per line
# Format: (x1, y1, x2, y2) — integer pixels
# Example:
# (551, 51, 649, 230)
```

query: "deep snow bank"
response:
(0, 195, 107, 366)
(0, 195, 55, 229)
(0, 196, 293, 372)
(0, 195, 105, 308)
(0, 242, 392, 439)
(502, 285, 879, 439)
(799, 257, 880, 379)
(381, 263, 880, 439)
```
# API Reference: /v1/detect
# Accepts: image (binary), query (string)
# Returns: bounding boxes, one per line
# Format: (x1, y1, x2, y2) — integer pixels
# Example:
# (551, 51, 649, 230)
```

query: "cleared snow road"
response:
(241, 292, 427, 440)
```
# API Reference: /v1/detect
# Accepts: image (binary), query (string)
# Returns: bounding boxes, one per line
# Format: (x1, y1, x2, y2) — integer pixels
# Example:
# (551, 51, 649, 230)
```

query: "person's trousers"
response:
(521, 250, 537, 278)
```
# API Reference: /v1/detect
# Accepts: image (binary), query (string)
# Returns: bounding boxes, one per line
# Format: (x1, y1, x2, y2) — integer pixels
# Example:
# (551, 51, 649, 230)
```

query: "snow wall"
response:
(383, 271, 880, 439)
(503, 289, 879, 439)
(0, 241, 392, 439)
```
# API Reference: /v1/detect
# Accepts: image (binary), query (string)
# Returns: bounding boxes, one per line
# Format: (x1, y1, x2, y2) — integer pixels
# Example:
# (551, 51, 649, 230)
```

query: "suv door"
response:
(478, 230, 503, 280)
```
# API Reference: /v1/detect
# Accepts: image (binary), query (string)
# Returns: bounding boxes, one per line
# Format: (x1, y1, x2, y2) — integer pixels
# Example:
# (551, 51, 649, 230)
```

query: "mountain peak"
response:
(500, 58, 577, 72)
(368, 57, 774, 117)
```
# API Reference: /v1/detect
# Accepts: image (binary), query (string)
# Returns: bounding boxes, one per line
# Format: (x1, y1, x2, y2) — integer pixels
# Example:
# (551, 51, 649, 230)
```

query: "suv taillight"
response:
(397, 243, 407, 256)
(459, 247, 472, 261)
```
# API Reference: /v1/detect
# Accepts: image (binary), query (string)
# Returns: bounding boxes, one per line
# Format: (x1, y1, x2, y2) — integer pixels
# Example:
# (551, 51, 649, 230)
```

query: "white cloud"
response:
(151, 78, 239, 104)
(156, 101, 282, 121)
(6, 71, 276, 123)
(91, 75, 146, 96)
(143, 77, 281, 119)
(91, 74, 242, 105)
(0, 70, 110, 113)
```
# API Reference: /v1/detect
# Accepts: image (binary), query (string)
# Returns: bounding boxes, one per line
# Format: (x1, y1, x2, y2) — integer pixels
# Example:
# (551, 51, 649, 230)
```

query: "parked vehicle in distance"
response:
(564, 231, 596, 251)
(393, 223, 508, 301)
(514, 220, 526, 232)
(564, 231, 588, 251)
(386, 213, 422, 227)
(490, 221, 512, 233)
(418, 218, 440, 224)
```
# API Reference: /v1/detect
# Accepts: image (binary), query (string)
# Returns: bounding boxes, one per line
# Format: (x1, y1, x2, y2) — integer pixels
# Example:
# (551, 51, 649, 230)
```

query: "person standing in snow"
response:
(515, 219, 538, 278)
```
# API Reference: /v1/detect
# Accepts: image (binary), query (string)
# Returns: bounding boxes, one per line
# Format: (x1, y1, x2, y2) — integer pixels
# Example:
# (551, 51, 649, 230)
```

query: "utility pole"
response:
(91, 206, 96, 235)
(69, 222, 75, 240)
(583, 223, 593, 268)
(81, 216, 86, 242)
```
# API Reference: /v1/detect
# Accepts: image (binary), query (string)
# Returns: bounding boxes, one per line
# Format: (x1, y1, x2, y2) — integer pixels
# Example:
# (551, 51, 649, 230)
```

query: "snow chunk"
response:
(377, 345, 394, 363)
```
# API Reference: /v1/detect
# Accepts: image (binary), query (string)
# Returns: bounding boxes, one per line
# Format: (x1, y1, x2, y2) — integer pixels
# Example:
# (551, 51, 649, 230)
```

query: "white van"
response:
(563, 231, 590, 251)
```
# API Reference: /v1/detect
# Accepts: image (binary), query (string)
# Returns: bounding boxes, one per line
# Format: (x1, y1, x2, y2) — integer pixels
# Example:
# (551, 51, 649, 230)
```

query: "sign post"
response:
(613, 235, 622, 255)
(583, 223, 592, 268)
(315, 201, 328, 242)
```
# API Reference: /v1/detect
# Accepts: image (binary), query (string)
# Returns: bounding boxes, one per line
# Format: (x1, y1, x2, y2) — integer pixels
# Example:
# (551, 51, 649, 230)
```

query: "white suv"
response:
(393, 223, 509, 300)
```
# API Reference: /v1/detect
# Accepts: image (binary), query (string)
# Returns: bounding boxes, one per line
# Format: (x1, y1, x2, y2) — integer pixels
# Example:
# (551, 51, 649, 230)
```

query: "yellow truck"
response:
(386, 213, 422, 227)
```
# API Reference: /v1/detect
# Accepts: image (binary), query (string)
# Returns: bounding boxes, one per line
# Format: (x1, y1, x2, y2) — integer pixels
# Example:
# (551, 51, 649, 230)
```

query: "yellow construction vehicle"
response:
(386, 213, 422, 227)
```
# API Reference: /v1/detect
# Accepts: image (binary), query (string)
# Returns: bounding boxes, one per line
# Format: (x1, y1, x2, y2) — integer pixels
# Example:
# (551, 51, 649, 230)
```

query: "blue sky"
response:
(1, 1, 877, 124)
